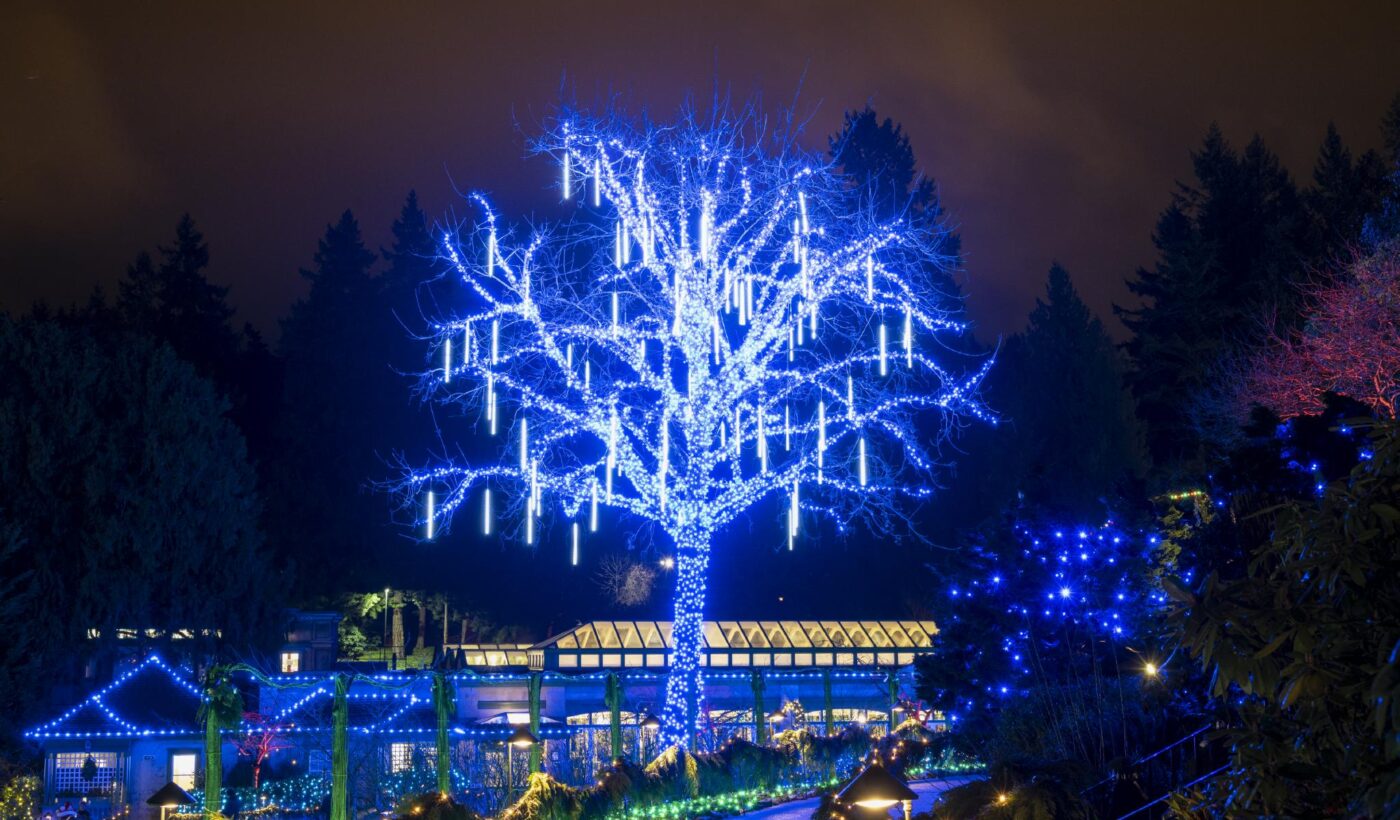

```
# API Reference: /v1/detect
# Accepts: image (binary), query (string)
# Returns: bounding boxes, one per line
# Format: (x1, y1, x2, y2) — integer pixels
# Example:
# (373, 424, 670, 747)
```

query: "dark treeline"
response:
(914, 94, 1400, 816)
(4, 94, 1400, 812)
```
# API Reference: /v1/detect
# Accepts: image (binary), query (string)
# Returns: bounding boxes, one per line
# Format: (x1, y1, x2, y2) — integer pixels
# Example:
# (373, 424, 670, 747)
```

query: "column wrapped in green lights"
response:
(432, 672, 453, 795)
(330, 674, 350, 820)
(527, 673, 543, 772)
(604, 673, 624, 760)
(751, 670, 766, 745)
(200, 667, 241, 820)
(823, 671, 834, 735)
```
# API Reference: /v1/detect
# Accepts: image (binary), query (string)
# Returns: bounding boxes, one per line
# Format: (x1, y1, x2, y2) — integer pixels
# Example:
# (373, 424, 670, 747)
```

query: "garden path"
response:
(739, 775, 982, 819)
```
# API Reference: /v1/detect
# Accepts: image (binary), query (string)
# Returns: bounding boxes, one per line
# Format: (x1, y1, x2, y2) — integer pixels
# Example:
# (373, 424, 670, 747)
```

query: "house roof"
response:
(26, 655, 206, 739)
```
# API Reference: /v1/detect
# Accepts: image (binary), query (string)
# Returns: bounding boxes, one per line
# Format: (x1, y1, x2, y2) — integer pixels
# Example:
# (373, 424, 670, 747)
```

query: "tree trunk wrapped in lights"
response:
(402, 106, 993, 750)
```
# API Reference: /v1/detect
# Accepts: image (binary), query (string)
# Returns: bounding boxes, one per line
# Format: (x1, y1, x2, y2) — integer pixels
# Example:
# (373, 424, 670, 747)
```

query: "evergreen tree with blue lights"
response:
(401, 107, 993, 749)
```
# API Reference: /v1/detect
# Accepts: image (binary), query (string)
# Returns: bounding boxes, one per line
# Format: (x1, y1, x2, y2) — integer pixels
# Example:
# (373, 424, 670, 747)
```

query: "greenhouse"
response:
(27, 619, 941, 819)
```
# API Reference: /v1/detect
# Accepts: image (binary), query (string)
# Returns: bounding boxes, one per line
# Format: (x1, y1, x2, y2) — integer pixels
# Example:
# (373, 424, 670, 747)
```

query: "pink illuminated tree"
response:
(1244, 245, 1400, 419)
(233, 712, 290, 789)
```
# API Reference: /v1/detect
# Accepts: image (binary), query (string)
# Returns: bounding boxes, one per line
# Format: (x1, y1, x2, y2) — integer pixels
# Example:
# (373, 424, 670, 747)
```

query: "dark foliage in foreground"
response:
(1168, 420, 1400, 817)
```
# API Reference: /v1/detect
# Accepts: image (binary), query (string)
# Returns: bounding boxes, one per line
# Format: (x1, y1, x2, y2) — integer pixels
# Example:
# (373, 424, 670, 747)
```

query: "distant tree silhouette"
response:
(987, 264, 1141, 517)
(1382, 92, 1400, 170)
(117, 214, 240, 379)
(0, 315, 280, 676)
(1118, 125, 1312, 471)
(273, 210, 385, 600)
(115, 214, 283, 464)
(830, 106, 962, 292)
(1306, 123, 1391, 259)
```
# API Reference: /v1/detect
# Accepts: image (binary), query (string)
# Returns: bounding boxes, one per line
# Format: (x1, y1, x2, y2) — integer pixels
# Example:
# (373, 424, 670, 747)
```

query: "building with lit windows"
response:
(28, 619, 940, 818)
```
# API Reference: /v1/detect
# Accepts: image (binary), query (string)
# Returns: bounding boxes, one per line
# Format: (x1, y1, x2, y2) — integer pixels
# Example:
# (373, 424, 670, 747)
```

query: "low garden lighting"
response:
(147, 781, 195, 820)
(836, 763, 917, 817)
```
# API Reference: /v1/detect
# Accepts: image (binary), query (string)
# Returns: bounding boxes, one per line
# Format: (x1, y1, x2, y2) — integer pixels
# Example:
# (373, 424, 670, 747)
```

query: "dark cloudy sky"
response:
(3, 2, 1398, 341)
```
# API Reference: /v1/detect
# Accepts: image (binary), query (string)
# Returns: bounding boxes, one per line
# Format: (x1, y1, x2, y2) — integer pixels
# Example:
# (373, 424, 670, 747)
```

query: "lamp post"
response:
(382, 587, 390, 663)
(835, 763, 918, 820)
(502, 725, 538, 806)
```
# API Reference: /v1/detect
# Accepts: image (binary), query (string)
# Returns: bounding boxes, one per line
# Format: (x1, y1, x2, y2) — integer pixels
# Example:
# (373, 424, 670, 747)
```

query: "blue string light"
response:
(25, 654, 206, 740)
(403, 109, 993, 749)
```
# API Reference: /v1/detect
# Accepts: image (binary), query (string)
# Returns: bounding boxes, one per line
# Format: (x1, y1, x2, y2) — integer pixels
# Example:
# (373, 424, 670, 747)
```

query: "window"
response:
(52, 752, 119, 796)
(280, 652, 301, 673)
(170, 752, 198, 791)
(387, 743, 434, 774)
(388, 743, 415, 774)
(307, 751, 331, 776)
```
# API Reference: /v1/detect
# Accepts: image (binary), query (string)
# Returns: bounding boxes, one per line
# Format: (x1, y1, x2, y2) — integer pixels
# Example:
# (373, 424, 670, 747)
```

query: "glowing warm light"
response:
(1144, 662, 1159, 677)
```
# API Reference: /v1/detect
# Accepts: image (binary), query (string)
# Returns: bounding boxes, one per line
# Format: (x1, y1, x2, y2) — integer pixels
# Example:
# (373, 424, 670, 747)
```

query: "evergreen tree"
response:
(117, 214, 241, 383)
(989, 264, 1141, 517)
(1306, 123, 1391, 259)
(380, 191, 437, 398)
(1382, 91, 1400, 170)
(830, 107, 962, 292)
(114, 215, 283, 465)
(1118, 125, 1311, 471)
(273, 210, 384, 599)
(0, 315, 281, 678)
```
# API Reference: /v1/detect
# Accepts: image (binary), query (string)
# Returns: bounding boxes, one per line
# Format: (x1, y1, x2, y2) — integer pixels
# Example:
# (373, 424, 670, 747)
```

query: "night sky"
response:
(5, 2, 1398, 341)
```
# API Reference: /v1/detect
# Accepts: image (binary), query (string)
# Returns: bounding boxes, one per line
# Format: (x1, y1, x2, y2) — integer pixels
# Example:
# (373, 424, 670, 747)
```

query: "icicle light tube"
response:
(403, 110, 993, 749)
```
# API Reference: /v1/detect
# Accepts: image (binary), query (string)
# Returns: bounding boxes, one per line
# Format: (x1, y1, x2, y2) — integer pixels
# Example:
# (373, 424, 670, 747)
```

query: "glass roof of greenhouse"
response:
(536, 620, 938, 651)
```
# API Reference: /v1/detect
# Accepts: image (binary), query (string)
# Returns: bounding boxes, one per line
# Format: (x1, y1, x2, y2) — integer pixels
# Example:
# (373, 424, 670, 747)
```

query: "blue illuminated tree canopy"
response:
(402, 106, 993, 749)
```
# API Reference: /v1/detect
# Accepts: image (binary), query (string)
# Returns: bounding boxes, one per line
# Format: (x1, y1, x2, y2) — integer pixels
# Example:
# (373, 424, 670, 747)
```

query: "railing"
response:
(1115, 764, 1230, 819)
(1080, 726, 1229, 820)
